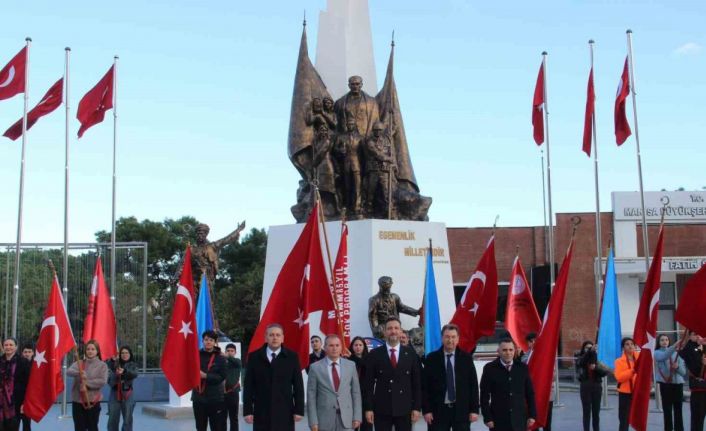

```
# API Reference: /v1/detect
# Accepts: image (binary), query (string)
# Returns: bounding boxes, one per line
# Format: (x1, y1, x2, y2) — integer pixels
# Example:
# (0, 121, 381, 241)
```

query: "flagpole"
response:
(540, 150, 549, 263)
(110, 55, 118, 309)
(589, 39, 604, 321)
(11, 37, 31, 338)
(60, 46, 71, 419)
(541, 52, 556, 293)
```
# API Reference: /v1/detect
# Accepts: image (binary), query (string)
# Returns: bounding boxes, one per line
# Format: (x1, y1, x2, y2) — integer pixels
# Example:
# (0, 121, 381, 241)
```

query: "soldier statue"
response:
(362, 121, 397, 219)
(191, 221, 246, 288)
(368, 276, 420, 339)
(333, 116, 363, 218)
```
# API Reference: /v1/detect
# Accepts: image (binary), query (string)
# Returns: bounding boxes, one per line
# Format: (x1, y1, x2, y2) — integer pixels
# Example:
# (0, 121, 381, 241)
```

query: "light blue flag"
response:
(597, 247, 622, 367)
(424, 248, 442, 355)
(196, 274, 214, 349)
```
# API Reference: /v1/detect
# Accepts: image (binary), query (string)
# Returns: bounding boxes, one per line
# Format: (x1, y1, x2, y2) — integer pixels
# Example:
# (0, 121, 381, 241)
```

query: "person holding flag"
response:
(67, 340, 109, 431)
(192, 330, 226, 431)
(106, 346, 138, 431)
(614, 337, 638, 431)
(679, 331, 706, 431)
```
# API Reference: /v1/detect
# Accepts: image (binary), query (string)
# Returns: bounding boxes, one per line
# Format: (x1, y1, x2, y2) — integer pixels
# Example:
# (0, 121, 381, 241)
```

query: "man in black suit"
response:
(363, 317, 422, 431)
(422, 323, 480, 430)
(243, 323, 305, 431)
(480, 338, 536, 431)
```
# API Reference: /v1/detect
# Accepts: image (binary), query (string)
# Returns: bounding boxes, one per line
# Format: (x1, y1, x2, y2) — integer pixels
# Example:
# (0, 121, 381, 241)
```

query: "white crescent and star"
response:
(460, 270, 486, 305)
(176, 284, 194, 314)
(178, 320, 193, 339)
(0, 66, 15, 88)
(33, 350, 47, 368)
(40, 316, 60, 348)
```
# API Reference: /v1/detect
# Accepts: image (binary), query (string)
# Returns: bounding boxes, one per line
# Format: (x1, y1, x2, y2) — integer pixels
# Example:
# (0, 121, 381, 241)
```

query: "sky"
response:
(1, 0, 704, 244)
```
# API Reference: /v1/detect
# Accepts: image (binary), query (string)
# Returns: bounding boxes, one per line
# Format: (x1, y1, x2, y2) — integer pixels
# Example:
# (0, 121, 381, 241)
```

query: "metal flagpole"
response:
(626, 28, 662, 413)
(589, 40, 603, 320)
(540, 150, 549, 263)
(110, 56, 118, 308)
(11, 37, 31, 338)
(60, 47, 71, 418)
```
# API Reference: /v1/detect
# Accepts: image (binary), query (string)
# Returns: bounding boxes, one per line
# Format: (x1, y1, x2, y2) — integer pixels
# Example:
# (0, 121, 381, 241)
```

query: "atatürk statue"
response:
(191, 221, 246, 288)
(368, 276, 420, 339)
(288, 24, 431, 222)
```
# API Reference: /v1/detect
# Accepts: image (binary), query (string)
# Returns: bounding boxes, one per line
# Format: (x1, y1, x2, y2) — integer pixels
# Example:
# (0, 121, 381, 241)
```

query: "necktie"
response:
(505, 363, 512, 372)
(446, 354, 456, 402)
(390, 348, 397, 368)
(331, 362, 340, 392)
(271, 352, 277, 362)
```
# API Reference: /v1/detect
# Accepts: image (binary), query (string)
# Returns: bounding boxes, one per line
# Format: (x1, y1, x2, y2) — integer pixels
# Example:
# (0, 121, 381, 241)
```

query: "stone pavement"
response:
(32, 390, 686, 430)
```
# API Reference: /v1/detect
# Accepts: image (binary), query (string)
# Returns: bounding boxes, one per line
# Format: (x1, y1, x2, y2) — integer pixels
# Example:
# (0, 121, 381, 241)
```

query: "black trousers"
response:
(580, 381, 602, 431)
(541, 400, 553, 431)
(618, 393, 632, 431)
(20, 414, 31, 431)
(658, 382, 684, 431)
(428, 404, 469, 431)
(0, 417, 19, 431)
(691, 391, 706, 431)
(224, 392, 239, 431)
(72, 402, 101, 431)
(193, 401, 226, 431)
(374, 413, 411, 431)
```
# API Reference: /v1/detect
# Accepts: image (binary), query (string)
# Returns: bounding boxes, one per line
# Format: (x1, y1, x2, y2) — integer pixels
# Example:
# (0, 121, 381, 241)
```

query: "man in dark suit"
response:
(480, 338, 536, 431)
(422, 323, 479, 430)
(243, 323, 305, 431)
(363, 317, 422, 431)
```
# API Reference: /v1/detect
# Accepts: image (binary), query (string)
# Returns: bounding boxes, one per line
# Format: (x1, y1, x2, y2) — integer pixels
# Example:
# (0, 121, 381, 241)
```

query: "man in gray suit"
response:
(307, 334, 362, 431)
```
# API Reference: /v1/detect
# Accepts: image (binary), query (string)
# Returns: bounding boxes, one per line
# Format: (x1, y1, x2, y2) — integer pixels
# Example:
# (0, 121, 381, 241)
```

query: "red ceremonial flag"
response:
(82, 256, 117, 358)
(332, 222, 351, 346)
(629, 226, 665, 431)
(532, 63, 545, 145)
(614, 57, 632, 145)
(582, 68, 595, 156)
(160, 247, 200, 396)
(77, 65, 114, 138)
(3, 77, 63, 140)
(450, 236, 498, 352)
(23, 272, 76, 422)
(528, 238, 575, 429)
(248, 202, 336, 369)
(505, 256, 542, 352)
(0, 46, 27, 100)
(675, 263, 706, 337)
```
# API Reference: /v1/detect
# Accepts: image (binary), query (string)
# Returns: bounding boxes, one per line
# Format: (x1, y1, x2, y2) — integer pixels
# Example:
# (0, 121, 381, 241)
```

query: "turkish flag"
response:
(675, 263, 706, 337)
(23, 273, 76, 422)
(3, 77, 63, 140)
(615, 57, 632, 145)
(505, 256, 541, 352)
(532, 63, 545, 145)
(450, 236, 498, 352)
(332, 222, 350, 346)
(248, 202, 335, 369)
(0, 46, 26, 100)
(582, 68, 595, 156)
(629, 226, 664, 431)
(77, 65, 114, 138)
(82, 256, 117, 358)
(160, 247, 200, 396)
(529, 239, 575, 428)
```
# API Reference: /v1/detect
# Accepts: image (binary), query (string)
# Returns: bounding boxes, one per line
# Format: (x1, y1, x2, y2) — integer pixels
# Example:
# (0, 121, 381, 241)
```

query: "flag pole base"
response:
(553, 402, 565, 408)
(58, 414, 73, 420)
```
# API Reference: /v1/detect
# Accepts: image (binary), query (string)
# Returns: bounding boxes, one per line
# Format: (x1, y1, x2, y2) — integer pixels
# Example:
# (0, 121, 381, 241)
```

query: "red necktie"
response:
(331, 362, 340, 392)
(390, 348, 397, 368)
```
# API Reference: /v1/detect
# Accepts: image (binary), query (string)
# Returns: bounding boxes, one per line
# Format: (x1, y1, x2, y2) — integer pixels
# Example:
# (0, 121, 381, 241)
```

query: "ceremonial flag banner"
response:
(333, 222, 351, 346)
(0, 46, 26, 100)
(77, 65, 114, 138)
(248, 202, 339, 369)
(529, 238, 575, 429)
(23, 272, 76, 422)
(161, 247, 200, 396)
(82, 256, 117, 358)
(195, 274, 214, 349)
(582, 68, 595, 156)
(3, 77, 63, 140)
(505, 256, 541, 352)
(423, 243, 442, 355)
(597, 247, 622, 366)
(532, 63, 545, 145)
(675, 263, 706, 337)
(614, 57, 632, 145)
(629, 226, 665, 431)
(450, 236, 498, 352)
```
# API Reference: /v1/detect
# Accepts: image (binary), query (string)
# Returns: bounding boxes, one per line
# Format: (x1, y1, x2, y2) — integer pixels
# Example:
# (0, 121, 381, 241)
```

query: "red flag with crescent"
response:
(82, 256, 117, 358)
(505, 256, 542, 352)
(0, 46, 26, 101)
(3, 77, 63, 140)
(23, 273, 76, 422)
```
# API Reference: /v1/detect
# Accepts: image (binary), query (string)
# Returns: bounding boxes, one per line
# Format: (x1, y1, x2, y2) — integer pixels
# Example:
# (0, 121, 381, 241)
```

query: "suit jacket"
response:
(480, 358, 536, 431)
(243, 345, 305, 431)
(363, 344, 422, 417)
(422, 348, 479, 421)
(307, 357, 362, 430)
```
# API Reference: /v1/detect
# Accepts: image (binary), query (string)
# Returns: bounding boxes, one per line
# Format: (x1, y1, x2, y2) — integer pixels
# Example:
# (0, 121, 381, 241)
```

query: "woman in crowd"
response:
(614, 337, 638, 431)
(678, 331, 706, 431)
(67, 340, 108, 431)
(0, 338, 29, 431)
(654, 334, 686, 431)
(107, 346, 138, 431)
(347, 336, 370, 431)
(576, 340, 607, 431)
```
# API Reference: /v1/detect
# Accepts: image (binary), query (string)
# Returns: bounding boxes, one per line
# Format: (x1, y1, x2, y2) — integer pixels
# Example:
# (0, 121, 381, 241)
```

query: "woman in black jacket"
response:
(106, 345, 138, 431)
(347, 336, 370, 431)
(576, 340, 607, 431)
(0, 337, 29, 431)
